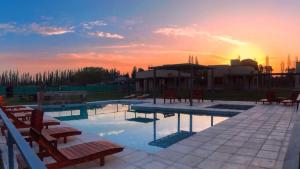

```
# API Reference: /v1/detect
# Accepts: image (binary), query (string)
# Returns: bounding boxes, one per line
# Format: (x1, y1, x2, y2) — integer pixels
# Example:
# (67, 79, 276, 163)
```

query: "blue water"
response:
(44, 104, 231, 153)
(207, 104, 254, 110)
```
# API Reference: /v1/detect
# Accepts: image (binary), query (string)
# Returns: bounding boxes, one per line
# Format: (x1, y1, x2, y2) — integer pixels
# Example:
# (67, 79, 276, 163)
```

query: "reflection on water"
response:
(45, 104, 230, 153)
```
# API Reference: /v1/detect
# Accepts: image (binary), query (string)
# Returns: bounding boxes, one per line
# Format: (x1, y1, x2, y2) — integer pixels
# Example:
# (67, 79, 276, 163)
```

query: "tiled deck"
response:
(0, 100, 296, 169)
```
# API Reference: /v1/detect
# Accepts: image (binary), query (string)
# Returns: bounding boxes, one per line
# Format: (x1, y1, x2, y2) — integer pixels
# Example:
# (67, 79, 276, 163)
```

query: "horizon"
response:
(1, 0, 300, 74)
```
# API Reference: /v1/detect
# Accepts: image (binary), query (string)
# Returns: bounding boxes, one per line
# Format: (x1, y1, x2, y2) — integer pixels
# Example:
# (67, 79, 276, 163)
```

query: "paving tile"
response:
(155, 149, 185, 162)
(200, 142, 221, 151)
(177, 154, 204, 167)
(220, 163, 248, 169)
(262, 144, 281, 152)
(168, 144, 195, 154)
(236, 148, 259, 157)
(216, 145, 239, 154)
(141, 161, 167, 169)
(197, 159, 224, 169)
(122, 151, 149, 163)
(178, 139, 201, 148)
(191, 148, 213, 158)
(275, 160, 284, 169)
(229, 155, 253, 165)
(166, 163, 193, 169)
(224, 140, 245, 147)
(242, 142, 263, 150)
(257, 150, 278, 160)
(208, 152, 232, 161)
(251, 157, 276, 168)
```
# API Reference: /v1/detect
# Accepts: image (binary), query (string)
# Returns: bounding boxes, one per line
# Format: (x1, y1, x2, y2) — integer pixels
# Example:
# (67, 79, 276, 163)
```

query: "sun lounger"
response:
(17, 127, 124, 169)
(0, 96, 5, 106)
(281, 91, 299, 106)
(1, 105, 34, 120)
(1, 105, 27, 110)
(257, 91, 281, 104)
(22, 109, 82, 144)
(124, 94, 136, 99)
(0, 107, 60, 135)
(163, 89, 177, 104)
(193, 89, 204, 103)
(137, 94, 150, 99)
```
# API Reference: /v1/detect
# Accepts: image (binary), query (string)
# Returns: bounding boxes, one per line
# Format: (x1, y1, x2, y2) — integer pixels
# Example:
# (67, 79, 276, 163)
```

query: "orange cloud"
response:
(154, 26, 248, 46)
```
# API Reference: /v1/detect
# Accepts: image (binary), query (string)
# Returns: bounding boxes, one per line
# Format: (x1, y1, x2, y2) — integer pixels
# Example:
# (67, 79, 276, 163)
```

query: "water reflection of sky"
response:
(45, 104, 229, 153)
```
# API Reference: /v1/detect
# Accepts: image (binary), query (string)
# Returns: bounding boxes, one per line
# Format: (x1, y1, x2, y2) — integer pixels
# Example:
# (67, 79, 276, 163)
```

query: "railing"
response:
(0, 109, 46, 169)
(283, 94, 300, 169)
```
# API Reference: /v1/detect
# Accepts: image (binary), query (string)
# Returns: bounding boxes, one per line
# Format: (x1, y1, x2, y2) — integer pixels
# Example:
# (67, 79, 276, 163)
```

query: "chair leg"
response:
(64, 137, 67, 143)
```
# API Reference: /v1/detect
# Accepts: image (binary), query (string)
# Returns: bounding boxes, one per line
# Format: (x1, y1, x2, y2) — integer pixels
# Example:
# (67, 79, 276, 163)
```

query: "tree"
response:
(0, 67, 121, 86)
(195, 56, 199, 64)
(131, 66, 137, 79)
(137, 67, 144, 72)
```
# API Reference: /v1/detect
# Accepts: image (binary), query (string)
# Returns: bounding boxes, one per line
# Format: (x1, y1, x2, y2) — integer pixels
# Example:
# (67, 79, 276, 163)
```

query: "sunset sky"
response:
(0, 0, 299, 74)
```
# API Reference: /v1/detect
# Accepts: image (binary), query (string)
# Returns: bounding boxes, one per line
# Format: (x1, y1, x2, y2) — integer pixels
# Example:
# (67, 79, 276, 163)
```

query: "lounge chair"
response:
(163, 89, 177, 104)
(281, 91, 299, 106)
(257, 91, 282, 104)
(3, 107, 33, 114)
(22, 109, 82, 144)
(193, 89, 204, 103)
(1, 105, 27, 110)
(123, 94, 136, 99)
(137, 94, 150, 99)
(0, 108, 60, 135)
(1, 106, 33, 121)
(0, 96, 5, 106)
(17, 113, 124, 169)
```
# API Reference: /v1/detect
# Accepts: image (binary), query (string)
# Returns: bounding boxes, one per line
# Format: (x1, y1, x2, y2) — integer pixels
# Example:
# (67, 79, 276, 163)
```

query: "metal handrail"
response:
(0, 109, 46, 169)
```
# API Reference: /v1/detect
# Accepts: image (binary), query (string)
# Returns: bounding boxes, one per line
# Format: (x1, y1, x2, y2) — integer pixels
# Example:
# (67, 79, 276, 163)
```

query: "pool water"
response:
(207, 104, 254, 110)
(45, 104, 231, 153)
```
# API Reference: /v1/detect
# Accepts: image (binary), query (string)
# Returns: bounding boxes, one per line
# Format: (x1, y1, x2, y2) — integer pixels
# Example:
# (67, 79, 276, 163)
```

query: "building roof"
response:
(149, 63, 212, 71)
(136, 70, 190, 79)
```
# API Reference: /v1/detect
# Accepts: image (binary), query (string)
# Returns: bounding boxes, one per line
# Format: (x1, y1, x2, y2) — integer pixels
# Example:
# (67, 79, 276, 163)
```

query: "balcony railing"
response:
(0, 109, 46, 169)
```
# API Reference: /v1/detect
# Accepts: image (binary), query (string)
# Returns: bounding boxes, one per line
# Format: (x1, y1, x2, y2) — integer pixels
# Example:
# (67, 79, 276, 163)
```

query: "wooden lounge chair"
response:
(123, 94, 136, 99)
(163, 89, 177, 104)
(257, 91, 281, 104)
(193, 89, 204, 103)
(137, 94, 150, 99)
(0, 96, 5, 106)
(22, 109, 82, 144)
(17, 116, 124, 169)
(281, 91, 299, 106)
(1, 106, 33, 121)
(0, 108, 60, 135)
(1, 105, 28, 110)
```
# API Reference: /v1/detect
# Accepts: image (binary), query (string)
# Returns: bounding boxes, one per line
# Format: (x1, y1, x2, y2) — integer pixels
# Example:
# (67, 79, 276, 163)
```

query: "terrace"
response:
(0, 98, 298, 169)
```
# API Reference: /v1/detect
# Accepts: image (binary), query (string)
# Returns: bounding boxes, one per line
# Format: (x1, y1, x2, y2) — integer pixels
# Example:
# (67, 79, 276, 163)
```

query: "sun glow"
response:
(229, 44, 265, 64)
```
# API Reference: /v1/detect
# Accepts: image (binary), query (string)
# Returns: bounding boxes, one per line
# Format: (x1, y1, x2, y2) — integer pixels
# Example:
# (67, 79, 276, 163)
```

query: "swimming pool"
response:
(207, 104, 254, 110)
(44, 104, 232, 153)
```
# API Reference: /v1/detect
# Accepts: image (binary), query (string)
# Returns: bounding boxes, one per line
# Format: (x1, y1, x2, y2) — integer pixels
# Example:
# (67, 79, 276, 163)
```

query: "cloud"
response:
(97, 43, 162, 49)
(212, 35, 248, 46)
(88, 31, 124, 39)
(0, 23, 23, 35)
(82, 20, 107, 30)
(154, 26, 248, 46)
(154, 27, 208, 37)
(0, 23, 15, 30)
(30, 23, 74, 36)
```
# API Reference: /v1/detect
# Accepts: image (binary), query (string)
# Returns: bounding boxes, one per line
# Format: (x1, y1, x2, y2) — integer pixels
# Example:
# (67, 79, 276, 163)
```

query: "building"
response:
(135, 59, 260, 93)
(136, 69, 191, 94)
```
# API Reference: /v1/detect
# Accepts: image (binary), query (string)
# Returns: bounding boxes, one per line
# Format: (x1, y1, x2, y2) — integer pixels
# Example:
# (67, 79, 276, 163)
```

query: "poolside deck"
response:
(0, 99, 296, 169)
